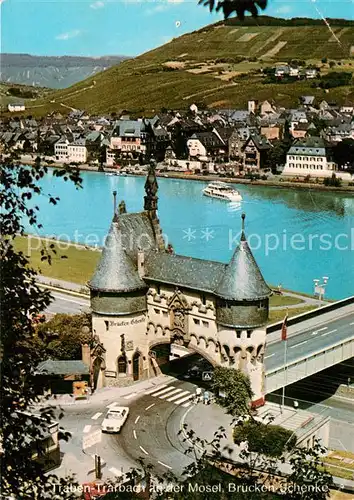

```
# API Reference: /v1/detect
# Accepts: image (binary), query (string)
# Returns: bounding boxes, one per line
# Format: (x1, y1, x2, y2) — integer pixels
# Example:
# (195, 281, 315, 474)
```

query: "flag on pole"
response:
(281, 312, 288, 341)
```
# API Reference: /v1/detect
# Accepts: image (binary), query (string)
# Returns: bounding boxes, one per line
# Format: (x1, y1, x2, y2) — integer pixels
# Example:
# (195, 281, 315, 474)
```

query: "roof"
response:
(215, 221, 271, 301)
(144, 252, 225, 293)
(243, 132, 271, 151)
(288, 137, 327, 156)
(88, 220, 147, 293)
(112, 119, 144, 138)
(35, 359, 89, 375)
(145, 218, 270, 301)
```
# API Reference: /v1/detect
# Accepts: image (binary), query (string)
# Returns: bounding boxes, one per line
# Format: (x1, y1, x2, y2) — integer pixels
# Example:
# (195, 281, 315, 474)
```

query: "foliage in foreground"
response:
(0, 157, 82, 498)
(233, 419, 297, 458)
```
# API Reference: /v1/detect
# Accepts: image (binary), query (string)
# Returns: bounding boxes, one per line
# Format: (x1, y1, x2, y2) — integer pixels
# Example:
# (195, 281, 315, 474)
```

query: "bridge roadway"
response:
(265, 306, 354, 393)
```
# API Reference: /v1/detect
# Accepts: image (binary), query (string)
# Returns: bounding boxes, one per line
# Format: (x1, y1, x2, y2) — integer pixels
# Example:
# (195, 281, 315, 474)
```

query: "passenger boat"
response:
(202, 181, 242, 202)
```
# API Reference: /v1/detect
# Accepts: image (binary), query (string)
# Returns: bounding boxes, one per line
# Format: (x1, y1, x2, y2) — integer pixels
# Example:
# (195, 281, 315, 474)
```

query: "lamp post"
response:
(313, 276, 329, 302)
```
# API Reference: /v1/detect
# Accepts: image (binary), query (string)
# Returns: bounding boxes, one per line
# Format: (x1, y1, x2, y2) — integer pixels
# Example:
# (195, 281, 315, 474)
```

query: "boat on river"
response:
(202, 181, 242, 202)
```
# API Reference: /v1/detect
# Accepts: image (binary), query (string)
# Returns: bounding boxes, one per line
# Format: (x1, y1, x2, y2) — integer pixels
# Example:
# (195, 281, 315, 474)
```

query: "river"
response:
(24, 170, 354, 300)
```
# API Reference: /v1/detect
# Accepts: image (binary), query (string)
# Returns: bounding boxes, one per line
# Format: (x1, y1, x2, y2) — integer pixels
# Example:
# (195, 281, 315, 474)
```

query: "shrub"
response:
(324, 173, 342, 187)
(233, 419, 297, 458)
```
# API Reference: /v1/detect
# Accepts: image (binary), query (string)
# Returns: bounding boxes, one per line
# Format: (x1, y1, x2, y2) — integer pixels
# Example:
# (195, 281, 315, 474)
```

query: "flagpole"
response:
(281, 338, 287, 412)
(281, 308, 288, 413)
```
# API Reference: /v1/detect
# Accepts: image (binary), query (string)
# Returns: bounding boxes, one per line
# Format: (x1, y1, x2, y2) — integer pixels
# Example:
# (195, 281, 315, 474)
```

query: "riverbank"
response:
(18, 155, 354, 194)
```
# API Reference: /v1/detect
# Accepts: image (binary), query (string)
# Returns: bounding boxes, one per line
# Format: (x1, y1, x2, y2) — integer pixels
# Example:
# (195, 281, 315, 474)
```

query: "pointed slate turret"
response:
(89, 222, 146, 293)
(215, 213, 271, 301)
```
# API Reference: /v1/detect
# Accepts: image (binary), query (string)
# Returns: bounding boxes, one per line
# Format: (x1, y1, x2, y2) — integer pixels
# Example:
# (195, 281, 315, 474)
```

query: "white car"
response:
(101, 407, 129, 433)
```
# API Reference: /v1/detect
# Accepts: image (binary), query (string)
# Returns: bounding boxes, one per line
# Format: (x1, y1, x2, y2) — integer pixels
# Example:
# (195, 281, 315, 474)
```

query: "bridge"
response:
(265, 297, 354, 394)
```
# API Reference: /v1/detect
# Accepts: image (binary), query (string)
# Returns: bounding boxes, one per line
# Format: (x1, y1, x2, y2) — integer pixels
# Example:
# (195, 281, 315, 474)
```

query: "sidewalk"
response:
(38, 373, 175, 407)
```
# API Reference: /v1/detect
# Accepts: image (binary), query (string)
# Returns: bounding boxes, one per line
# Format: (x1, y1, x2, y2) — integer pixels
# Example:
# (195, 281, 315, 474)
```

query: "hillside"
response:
(22, 17, 354, 116)
(0, 54, 128, 89)
(0, 82, 51, 108)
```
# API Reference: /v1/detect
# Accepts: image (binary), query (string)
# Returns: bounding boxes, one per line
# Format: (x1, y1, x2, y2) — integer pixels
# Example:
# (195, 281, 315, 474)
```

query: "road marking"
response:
(133, 430, 137, 439)
(91, 412, 102, 420)
(158, 461, 172, 470)
(182, 402, 191, 408)
(264, 354, 275, 359)
(173, 393, 194, 406)
(145, 403, 155, 411)
(139, 446, 149, 455)
(83, 425, 91, 433)
(159, 388, 183, 399)
(135, 416, 140, 424)
(321, 329, 337, 337)
(167, 390, 190, 402)
(312, 327, 328, 335)
(290, 340, 307, 349)
(107, 402, 118, 408)
(109, 467, 123, 477)
(124, 392, 137, 400)
(149, 386, 176, 397)
(144, 385, 167, 395)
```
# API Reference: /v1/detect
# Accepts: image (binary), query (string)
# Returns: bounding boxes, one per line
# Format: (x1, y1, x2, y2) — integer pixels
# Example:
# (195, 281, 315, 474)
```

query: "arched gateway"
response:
(88, 162, 271, 407)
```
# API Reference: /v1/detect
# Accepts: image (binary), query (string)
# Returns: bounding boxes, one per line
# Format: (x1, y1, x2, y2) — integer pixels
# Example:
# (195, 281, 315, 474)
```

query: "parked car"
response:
(101, 407, 129, 433)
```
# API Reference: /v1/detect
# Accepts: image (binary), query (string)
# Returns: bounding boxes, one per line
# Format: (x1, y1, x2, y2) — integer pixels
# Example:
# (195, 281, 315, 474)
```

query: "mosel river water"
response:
(25, 170, 354, 300)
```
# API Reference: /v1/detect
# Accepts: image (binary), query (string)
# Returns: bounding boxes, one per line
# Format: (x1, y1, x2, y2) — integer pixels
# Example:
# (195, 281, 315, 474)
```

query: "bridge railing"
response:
(266, 295, 354, 334)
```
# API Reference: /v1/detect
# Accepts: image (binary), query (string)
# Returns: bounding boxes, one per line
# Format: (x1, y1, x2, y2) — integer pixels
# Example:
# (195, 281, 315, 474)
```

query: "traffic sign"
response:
(82, 429, 102, 450)
(202, 371, 213, 381)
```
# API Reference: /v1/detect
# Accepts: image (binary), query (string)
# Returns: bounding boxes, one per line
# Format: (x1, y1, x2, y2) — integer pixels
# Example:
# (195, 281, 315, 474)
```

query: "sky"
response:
(1, 0, 353, 57)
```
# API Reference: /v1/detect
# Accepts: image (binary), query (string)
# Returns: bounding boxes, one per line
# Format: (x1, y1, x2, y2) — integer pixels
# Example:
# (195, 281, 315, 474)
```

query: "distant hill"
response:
(0, 54, 129, 89)
(19, 17, 354, 116)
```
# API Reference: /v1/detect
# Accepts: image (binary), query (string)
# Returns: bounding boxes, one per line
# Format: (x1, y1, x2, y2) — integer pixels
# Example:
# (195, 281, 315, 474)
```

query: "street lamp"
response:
(313, 276, 329, 301)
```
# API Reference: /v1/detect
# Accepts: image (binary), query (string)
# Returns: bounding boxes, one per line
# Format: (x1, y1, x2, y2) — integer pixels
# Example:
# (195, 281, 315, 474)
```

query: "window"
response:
(154, 308, 160, 315)
(236, 330, 242, 339)
(104, 320, 109, 332)
(201, 294, 206, 305)
(162, 311, 168, 317)
(202, 321, 209, 328)
(247, 330, 252, 339)
(193, 318, 200, 325)
(156, 285, 161, 295)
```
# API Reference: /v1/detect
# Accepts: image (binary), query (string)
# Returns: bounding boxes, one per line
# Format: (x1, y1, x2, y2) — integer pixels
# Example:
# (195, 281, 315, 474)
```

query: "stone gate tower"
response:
(89, 163, 271, 406)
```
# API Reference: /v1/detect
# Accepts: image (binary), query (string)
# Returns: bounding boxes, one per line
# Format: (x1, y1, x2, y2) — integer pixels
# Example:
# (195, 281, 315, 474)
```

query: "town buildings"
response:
(1, 97, 353, 177)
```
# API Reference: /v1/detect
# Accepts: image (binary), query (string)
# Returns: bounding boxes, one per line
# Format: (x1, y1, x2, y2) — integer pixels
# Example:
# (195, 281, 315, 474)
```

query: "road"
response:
(44, 291, 89, 315)
(52, 352, 354, 486)
(265, 310, 354, 372)
(54, 378, 198, 483)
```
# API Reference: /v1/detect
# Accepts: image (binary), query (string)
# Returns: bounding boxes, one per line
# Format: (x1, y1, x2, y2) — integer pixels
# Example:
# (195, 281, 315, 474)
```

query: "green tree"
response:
(211, 366, 253, 418)
(332, 138, 354, 169)
(1, 159, 82, 498)
(233, 419, 297, 457)
(36, 313, 92, 360)
(287, 440, 334, 500)
(199, 0, 268, 20)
